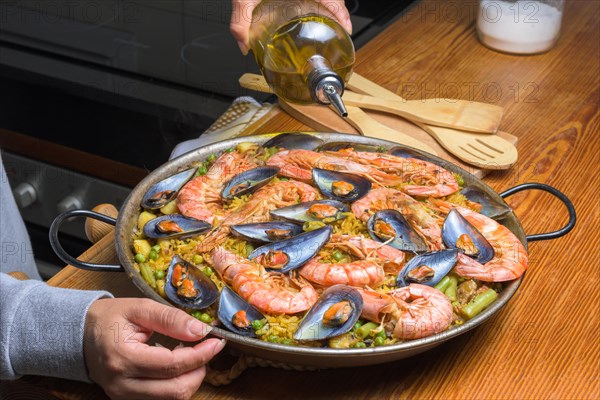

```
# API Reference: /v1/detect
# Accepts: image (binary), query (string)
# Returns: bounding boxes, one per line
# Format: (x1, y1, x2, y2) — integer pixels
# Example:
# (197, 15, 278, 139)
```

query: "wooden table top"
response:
(3, 1, 598, 399)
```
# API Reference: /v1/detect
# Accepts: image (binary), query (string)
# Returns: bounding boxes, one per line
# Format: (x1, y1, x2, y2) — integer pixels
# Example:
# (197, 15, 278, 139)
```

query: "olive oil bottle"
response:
(249, 0, 355, 116)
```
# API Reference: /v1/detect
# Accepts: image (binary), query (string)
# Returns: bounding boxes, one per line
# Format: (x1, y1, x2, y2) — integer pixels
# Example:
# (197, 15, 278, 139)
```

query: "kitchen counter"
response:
(2, 0, 598, 399)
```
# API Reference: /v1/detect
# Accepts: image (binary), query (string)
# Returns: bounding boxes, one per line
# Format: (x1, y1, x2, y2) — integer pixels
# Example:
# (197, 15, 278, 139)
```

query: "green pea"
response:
(191, 311, 202, 319)
(375, 330, 387, 340)
(202, 267, 213, 277)
(251, 319, 264, 331)
(226, 148, 235, 153)
(333, 251, 345, 262)
(353, 341, 367, 348)
(281, 338, 294, 346)
(148, 250, 158, 261)
(353, 321, 363, 331)
(200, 313, 212, 324)
(134, 253, 146, 263)
(267, 335, 281, 343)
(374, 336, 385, 346)
(154, 269, 165, 280)
(207, 153, 217, 163)
(192, 254, 204, 265)
(151, 245, 161, 253)
(197, 165, 208, 176)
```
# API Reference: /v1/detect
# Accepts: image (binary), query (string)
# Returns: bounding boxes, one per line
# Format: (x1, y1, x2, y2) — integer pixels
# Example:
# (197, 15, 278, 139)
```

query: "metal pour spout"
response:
(323, 83, 348, 118)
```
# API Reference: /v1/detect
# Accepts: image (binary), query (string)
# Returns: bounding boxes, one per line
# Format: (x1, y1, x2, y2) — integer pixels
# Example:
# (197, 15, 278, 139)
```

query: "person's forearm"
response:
(0, 273, 113, 381)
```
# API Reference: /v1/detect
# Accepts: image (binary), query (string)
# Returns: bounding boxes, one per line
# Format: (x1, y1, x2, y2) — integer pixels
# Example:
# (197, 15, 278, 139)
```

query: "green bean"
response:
(134, 253, 146, 264)
(151, 244, 161, 253)
(355, 322, 378, 339)
(192, 254, 204, 265)
(226, 147, 235, 153)
(444, 275, 459, 302)
(461, 288, 498, 319)
(207, 153, 217, 163)
(139, 263, 156, 288)
(333, 251, 345, 262)
(154, 269, 165, 280)
(434, 275, 451, 292)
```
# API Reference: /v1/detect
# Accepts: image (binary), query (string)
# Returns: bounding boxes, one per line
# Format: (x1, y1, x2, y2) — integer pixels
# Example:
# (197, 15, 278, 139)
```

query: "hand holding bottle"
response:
(230, 0, 352, 55)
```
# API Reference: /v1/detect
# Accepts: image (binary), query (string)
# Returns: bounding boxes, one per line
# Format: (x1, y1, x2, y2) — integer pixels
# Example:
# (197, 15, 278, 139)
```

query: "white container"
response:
(476, 0, 564, 54)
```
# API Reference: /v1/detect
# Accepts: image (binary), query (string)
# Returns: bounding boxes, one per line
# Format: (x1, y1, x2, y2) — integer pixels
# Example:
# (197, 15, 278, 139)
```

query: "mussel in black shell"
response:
(312, 168, 372, 202)
(270, 200, 350, 224)
(367, 210, 429, 253)
(221, 166, 280, 200)
(165, 255, 218, 309)
(230, 222, 304, 243)
(217, 286, 266, 337)
(460, 186, 512, 219)
(442, 208, 494, 263)
(396, 249, 460, 287)
(388, 146, 431, 162)
(143, 215, 212, 239)
(262, 132, 324, 150)
(315, 142, 387, 153)
(248, 226, 332, 273)
(141, 167, 197, 210)
(293, 285, 363, 342)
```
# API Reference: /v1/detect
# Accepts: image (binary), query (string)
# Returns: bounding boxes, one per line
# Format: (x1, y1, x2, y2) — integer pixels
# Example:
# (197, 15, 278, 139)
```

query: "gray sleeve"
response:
(0, 273, 114, 382)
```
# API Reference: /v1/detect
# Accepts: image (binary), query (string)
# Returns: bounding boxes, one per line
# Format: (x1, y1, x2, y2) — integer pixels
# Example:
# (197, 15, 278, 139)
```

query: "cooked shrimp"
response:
(431, 199, 528, 282)
(356, 285, 453, 340)
(299, 234, 406, 288)
(198, 180, 318, 251)
(388, 284, 454, 340)
(267, 149, 406, 187)
(351, 188, 443, 250)
(177, 151, 260, 222)
(324, 148, 459, 197)
(211, 247, 318, 314)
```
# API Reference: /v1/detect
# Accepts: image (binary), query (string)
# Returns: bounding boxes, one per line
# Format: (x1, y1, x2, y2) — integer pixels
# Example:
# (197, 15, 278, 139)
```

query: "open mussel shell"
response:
(248, 226, 332, 273)
(143, 215, 212, 239)
(396, 249, 460, 287)
(221, 166, 280, 200)
(460, 186, 512, 219)
(262, 132, 324, 150)
(218, 286, 266, 337)
(315, 142, 387, 153)
(442, 209, 494, 263)
(270, 200, 350, 224)
(388, 146, 431, 161)
(141, 167, 197, 210)
(165, 255, 218, 310)
(293, 285, 363, 342)
(230, 222, 303, 243)
(312, 168, 372, 202)
(367, 210, 429, 253)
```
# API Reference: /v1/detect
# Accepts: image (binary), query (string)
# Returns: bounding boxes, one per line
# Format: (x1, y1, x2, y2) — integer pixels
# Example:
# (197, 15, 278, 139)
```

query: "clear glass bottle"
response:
(249, 0, 355, 116)
(476, 0, 564, 54)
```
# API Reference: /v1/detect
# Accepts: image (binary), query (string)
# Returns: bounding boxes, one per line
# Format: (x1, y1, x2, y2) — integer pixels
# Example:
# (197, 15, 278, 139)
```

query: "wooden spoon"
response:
(347, 73, 518, 170)
(239, 73, 504, 134)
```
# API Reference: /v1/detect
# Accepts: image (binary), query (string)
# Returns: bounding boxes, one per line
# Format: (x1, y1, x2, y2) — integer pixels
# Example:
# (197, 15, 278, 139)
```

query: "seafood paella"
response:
(131, 133, 527, 349)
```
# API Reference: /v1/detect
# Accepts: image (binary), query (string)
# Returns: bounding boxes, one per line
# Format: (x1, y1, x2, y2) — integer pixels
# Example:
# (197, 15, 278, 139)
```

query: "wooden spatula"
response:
(239, 73, 503, 134)
(347, 73, 518, 170)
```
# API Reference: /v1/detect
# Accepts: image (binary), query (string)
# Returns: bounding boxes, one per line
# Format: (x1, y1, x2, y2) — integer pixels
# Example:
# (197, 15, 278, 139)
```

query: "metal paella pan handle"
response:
(499, 183, 576, 242)
(49, 210, 123, 271)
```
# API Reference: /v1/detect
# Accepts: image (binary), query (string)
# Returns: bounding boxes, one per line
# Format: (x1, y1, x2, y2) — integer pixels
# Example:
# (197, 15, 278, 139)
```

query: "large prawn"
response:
(324, 148, 459, 198)
(298, 234, 406, 288)
(356, 284, 454, 340)
(177, 151, 260, 223)
(431, 199, 528, 282)
(198, 180, 318, 251)
(351, 187, 443, 250)
(267, 149, 406, 187)
(211, 247, 318, 314)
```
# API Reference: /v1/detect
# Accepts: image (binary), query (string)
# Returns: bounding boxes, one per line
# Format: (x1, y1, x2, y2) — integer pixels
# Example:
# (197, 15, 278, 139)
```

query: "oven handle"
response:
(49, 210, 124, 272)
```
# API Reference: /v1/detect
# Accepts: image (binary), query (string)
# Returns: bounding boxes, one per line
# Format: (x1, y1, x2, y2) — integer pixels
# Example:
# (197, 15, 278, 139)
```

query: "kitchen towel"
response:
(169, 97, 274, 160)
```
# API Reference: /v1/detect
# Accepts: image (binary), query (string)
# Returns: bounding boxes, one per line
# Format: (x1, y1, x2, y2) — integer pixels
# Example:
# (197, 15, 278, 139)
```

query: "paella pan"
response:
(50, 132, 575, 368)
